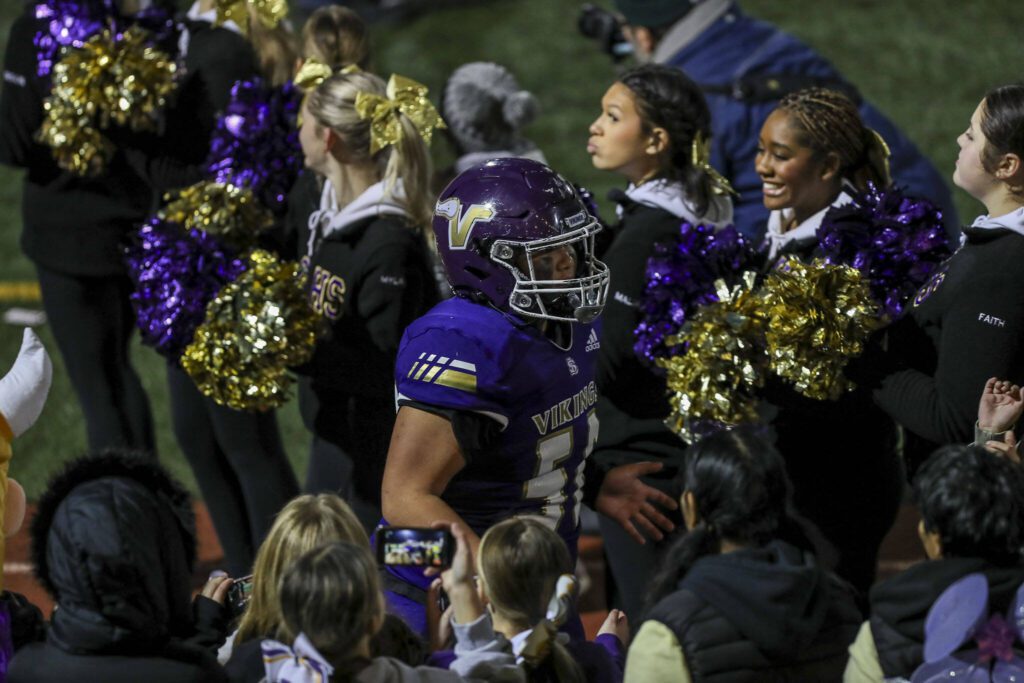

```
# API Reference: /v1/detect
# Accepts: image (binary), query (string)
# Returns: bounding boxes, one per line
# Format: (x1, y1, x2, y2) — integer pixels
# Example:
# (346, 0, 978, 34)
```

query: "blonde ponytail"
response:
(246, 6, 298, 87)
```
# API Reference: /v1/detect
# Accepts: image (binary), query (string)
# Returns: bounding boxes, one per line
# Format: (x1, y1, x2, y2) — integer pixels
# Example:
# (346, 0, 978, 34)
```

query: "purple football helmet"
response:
(433, 158, 609, 323)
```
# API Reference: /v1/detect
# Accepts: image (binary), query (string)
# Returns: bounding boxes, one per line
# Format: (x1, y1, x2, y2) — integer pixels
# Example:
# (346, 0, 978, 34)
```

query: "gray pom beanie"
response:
(442, 62, 540, 154)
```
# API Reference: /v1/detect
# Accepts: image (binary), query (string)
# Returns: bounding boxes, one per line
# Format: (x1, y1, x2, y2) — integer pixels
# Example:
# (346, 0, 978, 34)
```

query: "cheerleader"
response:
(586, 63, 732, 619)
(297, 69, 439, 530)
(873, 85, 1024, 465)
(754, 88, 903, 595)
(151, 1, 300, 576)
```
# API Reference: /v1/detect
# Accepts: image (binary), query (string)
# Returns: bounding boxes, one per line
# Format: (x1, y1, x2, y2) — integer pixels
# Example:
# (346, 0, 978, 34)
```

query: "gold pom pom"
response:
(37, 27, 177, 175)
(658, 272, 769, 443)
(761, 257, 882, 401)
(182, 250, 324, 411)
(162, 181, 273, 249)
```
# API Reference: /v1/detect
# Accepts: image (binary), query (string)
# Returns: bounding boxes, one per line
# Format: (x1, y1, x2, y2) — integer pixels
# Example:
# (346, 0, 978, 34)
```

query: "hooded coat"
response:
(627, 540, 861, 682)
(8, 452, 227, 683)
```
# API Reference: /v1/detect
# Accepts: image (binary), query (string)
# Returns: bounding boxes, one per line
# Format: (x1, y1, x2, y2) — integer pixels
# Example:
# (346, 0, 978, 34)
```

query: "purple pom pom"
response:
(633, 222, 760, 365)
(33, 0, 177, 77)
(127, 217, 248, 359)
(818, 184, 952, 319)
(206, 79, 303, 213)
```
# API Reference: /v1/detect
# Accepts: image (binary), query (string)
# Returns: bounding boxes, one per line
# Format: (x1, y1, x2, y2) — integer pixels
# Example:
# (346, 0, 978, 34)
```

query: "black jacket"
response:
(593, 198, 688, 476)
(646, 541, 861, 682)
(0, 6, 154, 276)
(9, 452, 227, 683)
(873, 227, 1024, 465)
(869, 557, 1024, 680)
(303, 214, 438, 402)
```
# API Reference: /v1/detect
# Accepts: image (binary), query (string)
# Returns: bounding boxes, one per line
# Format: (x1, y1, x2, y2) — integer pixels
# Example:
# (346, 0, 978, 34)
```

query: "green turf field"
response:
(0, 0, 1021, 498)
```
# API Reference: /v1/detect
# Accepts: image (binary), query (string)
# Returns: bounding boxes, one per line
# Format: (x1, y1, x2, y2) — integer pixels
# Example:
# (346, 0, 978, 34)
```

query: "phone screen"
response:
(228, 575, 254, 615)
(376, 527, 454, 567)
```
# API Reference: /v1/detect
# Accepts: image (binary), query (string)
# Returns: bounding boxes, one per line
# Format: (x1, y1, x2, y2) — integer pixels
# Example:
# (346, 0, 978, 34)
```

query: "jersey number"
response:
(523, 411, 598, 530)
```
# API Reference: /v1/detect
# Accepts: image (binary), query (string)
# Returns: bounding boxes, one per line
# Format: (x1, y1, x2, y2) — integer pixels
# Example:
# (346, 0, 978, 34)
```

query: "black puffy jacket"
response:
(9, 452, 227, 683)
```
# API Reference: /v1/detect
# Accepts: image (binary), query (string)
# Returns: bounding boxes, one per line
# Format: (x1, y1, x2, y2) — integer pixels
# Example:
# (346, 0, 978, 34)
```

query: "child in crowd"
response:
(224, 494, 368, 681)
(754, 87, 903, 596)
(296, 66, 440, 530)
(587, 63, 732, 619)
(626, 427, 861, 682)
(432, 517, 626, 683)
(844, 444, 1024, 681)
(263, 531, 521, 682)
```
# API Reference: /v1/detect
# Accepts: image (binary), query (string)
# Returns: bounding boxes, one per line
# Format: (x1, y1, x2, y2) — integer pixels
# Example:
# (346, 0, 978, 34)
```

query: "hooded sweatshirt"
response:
(874, 206, 1024, 462)
(302, 178, 438, 399)
(629, 540, 861, 682)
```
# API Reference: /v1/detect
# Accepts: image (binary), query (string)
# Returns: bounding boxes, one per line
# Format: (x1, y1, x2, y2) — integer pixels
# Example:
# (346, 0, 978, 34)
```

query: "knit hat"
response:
(441, 62, 540, 155)
(613, 0, 697, 27)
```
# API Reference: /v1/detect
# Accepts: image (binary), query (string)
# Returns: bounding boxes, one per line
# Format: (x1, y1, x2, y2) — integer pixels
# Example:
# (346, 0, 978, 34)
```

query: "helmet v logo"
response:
(436, 198, 495, 249)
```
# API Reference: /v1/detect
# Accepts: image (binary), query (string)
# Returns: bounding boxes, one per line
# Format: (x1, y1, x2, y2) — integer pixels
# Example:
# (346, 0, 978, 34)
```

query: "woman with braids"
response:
(869, 85, 1024, 469)
(585, 63, 733, 620)
(297, 68, 439, 530)
(624, 427, 861, 683)
(754, 87, 904, 597)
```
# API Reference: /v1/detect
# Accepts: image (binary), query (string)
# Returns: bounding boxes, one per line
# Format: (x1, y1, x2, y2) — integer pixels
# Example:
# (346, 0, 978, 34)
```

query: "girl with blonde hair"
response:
(295, 68, 441, 527)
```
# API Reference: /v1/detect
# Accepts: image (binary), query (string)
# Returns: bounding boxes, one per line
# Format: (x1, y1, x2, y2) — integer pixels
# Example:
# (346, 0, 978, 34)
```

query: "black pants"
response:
(167, 364, 299, 576)
(302, 382, 393, 533)
(35, 266, 154, 452)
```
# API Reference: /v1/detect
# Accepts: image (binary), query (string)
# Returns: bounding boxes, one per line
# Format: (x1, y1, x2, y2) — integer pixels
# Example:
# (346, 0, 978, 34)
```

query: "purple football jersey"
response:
(394, 296, 601, 558)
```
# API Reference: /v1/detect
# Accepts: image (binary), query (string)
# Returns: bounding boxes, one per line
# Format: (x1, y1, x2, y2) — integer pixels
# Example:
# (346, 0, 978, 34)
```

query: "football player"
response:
(381, 158, 678, 631)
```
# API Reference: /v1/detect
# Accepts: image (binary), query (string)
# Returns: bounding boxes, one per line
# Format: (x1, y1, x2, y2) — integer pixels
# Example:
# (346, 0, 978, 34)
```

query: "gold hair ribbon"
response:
(355, 74, 445, 155)
(868, 127, 892, 183)
(294, 58, 334, 92)
(214, 0, 288, 34)
(692, 131, 737, 197)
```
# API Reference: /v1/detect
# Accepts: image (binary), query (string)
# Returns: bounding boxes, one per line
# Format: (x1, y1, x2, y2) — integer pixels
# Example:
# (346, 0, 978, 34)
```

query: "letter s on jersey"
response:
(436, 198, 495, 249)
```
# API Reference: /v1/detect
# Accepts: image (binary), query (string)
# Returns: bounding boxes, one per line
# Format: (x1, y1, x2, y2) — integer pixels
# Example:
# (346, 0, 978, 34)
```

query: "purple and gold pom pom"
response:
(182, 250, 324, 412)
(207, 79, 303, 213)
(658, 272, 769, 443)
(126, 217, 247, 359)
(635, 222, 759, 366)
(818, 184, 951, 319)
(761, 257, 882, 401)
(162, 181, 274, 249)
(37, 26, 177, 175)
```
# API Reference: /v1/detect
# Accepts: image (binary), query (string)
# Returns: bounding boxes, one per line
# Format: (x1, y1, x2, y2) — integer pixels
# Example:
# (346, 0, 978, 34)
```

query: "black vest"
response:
(647, 571, 861, 682)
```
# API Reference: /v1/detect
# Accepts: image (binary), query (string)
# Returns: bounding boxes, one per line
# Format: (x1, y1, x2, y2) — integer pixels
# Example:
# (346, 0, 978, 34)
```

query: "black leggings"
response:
(35, 266, 154, 452)
(167, 364, 299, 576)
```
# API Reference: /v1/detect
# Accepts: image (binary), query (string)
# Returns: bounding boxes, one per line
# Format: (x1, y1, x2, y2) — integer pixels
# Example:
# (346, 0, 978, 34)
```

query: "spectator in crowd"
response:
(844, 444, 1024, 681)
(9, 451, 233, 683)
(625, 427, 861, 682)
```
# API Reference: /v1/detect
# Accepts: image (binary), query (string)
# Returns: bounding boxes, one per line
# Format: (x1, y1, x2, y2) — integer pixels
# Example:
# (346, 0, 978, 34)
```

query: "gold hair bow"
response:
(294, 59, 361, 92)
(692, 131, 737, 197)
(214, 0, 288, 35)
(355, 74, 445, 155)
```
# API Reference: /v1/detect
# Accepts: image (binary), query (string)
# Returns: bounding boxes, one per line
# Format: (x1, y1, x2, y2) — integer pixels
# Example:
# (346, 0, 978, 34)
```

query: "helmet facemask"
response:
(490, 220, 610, 323)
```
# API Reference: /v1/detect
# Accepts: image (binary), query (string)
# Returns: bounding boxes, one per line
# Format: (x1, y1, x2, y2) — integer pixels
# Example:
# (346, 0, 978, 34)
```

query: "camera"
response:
(227, 575, 253, 617)
(577, 4, 633, 62)
(375, 527, 455, 568)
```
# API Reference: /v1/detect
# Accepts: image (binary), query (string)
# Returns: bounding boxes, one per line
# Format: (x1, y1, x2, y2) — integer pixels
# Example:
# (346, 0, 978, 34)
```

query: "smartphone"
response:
(375, 527, 455, 568)
(227, 574, 254, 616)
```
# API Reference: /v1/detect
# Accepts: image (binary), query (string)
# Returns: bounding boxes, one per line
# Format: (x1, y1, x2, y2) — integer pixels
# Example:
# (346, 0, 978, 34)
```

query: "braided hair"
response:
(618, 64, 717, 215)
(776, 87, 891, 193)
